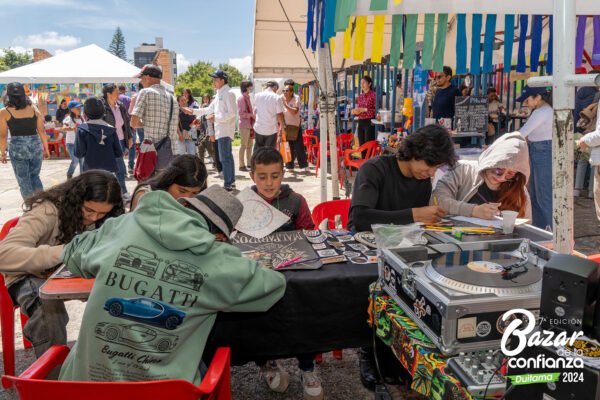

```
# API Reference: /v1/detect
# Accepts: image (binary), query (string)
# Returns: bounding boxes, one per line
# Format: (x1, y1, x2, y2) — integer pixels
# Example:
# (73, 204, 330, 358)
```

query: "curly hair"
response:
(397, 125, 457, 167)
(136, 155, 208, 193)
(24, 170, 124, 244)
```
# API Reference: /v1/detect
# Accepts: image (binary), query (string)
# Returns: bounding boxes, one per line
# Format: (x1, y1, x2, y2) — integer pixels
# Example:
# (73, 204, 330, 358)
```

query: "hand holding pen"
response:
(472, 202, 501, 220)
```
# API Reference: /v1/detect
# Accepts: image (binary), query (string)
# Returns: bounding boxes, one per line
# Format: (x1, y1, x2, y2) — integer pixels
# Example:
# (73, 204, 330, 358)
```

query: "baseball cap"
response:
(208, 69, 228, 80)
(181, 185, 243, 238)
(135, 64, 163, 79)
(84, 97, 105, 120)
(516, 86, 549, 103)
(67, 100, 83, 109)
(6, 82, 25, 97)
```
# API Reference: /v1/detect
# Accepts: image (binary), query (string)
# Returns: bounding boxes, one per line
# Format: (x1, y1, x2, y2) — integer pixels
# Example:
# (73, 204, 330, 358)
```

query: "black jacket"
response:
(101, 98, 132, 145)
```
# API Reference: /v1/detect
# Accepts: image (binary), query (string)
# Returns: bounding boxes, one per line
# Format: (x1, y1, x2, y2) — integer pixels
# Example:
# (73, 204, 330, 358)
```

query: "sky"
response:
(0, 0, 255, 76)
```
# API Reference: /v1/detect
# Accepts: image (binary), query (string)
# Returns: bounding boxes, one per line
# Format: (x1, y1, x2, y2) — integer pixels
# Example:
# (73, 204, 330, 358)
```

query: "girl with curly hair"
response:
(0, 170, 123, 359)
(130, 154, 208, 211)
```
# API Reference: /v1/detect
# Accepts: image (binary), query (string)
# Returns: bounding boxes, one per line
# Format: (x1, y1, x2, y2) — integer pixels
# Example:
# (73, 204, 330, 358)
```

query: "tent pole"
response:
(324, 43, 341, 198)
(317, 42, 329, 202)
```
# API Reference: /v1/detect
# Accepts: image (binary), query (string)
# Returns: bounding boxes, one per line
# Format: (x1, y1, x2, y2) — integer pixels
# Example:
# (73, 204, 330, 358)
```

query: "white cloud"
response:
(14, 31, 81, 48)
(0, 0, 100, 10)
(0, 46, 31, 56)
(177, 53, 192, 74)
(228, 55, 252, 77)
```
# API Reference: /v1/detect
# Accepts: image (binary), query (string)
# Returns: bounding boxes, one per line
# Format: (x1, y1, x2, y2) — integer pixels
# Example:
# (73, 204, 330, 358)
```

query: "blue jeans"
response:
(528, 140, 553, 230)
(128, 128, 144, 170)
(65, 143, 83, 177)
(575, 159, 594, 191)
(178, 139, 196, 155)
(116, 140, 128, 194)
(217, 137, 235, 188)
(9, 135, 44, 199)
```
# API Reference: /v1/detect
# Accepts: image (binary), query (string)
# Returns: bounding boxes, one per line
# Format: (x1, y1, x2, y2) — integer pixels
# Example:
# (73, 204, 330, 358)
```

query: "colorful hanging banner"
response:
(483, 14, 497, 73)
(504, 15, 515, 72)
(322, 0, 337, 44)
(421, 14, 435, 70)
(576, 15, 586, 67)
(343, 17, 353, 58)
(456, 14, 467, 75)
(516, 15, 529, 73)
(389, 14, 403, 67)
(393, 0, 402, 4)
(334, 0, 357, 32)
(470, 14, 483, 74)
(403, 14, 418, 70)
(594, 17, 600, 66)
(433, 14, 449, 72)
(307, 0, 317, 50)
(370, 0, 387, 11)
(330, 37, 336, 54)
(547, 15, 553, 73)
(371, 15, 385, 63)
(353, 15, 367, 60)
(530, 15, 543, 72)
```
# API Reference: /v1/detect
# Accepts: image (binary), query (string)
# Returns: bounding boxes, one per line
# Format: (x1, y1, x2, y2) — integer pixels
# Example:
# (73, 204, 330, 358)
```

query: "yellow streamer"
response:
(343, 17, 352, 59)
(330, 37, 336, 55)
(371, 15, 385, 63)
(393, 0, 403, 4)
(353, 16, 367, 61)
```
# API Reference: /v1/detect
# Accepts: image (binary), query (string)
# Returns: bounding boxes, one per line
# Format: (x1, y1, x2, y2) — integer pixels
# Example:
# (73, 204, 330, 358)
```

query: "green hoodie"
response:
(59, 191, 286, 384)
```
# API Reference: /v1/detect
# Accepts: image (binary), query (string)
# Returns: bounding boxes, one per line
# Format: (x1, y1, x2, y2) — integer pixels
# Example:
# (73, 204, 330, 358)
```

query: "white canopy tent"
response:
(0, 44, 173, 91)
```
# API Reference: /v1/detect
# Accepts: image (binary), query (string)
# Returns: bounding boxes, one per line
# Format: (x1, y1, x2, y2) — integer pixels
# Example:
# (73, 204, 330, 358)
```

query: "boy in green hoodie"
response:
(59, 185, 286, 384)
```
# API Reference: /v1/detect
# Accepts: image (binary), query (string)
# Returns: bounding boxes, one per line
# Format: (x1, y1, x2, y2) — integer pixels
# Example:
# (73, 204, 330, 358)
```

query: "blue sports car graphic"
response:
(95, 322, 178, 353)
(104, 297, 186, 330)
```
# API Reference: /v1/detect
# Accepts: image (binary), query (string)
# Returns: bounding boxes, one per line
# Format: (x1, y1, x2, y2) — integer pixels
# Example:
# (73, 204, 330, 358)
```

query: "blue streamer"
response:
(322, 0, 337, 44)
(307, 0, 316, 50)
(504, 15, 515, 71)
(516, 15, 529, 73)
(483, 14, 497, 73)
(547, 15, 553, 74)
(530, 15, 543, 72)
(470, 14, 483, 74)
(456, 14, 467, 75)
(318, 0, 325, 48)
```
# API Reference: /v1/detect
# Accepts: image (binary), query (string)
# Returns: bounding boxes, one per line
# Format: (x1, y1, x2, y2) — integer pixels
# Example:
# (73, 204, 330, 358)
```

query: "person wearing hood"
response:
(433, 132, 531, 220)
(58, 186, 286, 384)
(74, 97, 123, 173)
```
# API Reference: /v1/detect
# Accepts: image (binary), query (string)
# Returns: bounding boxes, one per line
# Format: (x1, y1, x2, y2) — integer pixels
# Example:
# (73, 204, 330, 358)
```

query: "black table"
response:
(204, 261, 378, 365)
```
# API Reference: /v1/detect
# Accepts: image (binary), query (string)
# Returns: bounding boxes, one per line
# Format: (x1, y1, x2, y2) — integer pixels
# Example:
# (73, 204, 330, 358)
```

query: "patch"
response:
(348, 243, 369, 252)
(320, 255, 347, 264)
(343, 251, 361, 258)
(317, 249, 339, 257)
(312, 243, 327, 250)
(457, 317, 477, 339)
(476, 321, 492, 337)
(336, 235, 354, 242)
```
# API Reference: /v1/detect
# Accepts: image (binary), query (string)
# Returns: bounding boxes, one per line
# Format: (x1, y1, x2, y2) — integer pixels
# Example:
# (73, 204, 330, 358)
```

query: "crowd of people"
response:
(1, 61, 600, 398)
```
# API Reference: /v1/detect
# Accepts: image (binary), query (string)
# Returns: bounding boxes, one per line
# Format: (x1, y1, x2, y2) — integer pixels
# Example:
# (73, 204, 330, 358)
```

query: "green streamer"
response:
(422, 14, 435, 70)
(369, 0, 388, 11)
(402, 14, 418, 69)
(433, 14, 449, 72)
(390, 14, 403, 67)
(335, 0, 357, 32)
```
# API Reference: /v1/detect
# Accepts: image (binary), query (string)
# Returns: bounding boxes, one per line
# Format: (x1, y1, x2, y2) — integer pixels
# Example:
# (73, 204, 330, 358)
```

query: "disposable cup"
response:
(501, 210, 518, 234)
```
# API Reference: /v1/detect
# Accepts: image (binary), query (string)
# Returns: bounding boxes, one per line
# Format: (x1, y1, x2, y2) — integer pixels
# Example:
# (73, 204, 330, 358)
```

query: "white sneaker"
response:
(301, 370, 324, 400)
(260, 360, 289, 393)
(303, 167, 311, 173)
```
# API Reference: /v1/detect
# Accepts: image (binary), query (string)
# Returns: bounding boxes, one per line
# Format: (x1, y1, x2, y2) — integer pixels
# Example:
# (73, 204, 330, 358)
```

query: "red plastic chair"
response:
(303, 134, 319, 165)
(47, 136, 68, 158)
(311, 199, 351, 230)
(342, 140, 381, 177)
(336, 133, 354, 153)
(2, 345, 232, 400)
(0, 217, 32, 377)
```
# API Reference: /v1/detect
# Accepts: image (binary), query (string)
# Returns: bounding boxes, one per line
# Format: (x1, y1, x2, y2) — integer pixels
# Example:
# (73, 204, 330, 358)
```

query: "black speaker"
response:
(540, 254, 600, 335)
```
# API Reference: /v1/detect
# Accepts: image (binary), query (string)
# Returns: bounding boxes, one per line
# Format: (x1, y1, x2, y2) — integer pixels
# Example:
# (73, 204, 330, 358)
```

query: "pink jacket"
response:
(237, 93, 255, 130)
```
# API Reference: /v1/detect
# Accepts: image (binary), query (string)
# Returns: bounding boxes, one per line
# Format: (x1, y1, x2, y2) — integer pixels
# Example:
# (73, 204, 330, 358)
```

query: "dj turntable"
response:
(379, 239, 554, 355)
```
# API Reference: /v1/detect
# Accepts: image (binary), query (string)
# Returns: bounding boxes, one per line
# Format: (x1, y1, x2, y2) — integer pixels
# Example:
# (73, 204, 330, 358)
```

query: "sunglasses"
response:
(434, 75, 445, 80)
(491, 168, 517, 180)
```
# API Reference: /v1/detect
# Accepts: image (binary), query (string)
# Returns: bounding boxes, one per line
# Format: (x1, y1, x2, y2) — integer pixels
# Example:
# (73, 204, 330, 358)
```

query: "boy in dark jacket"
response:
(74, 97, 122, 173)
(249, 147, 321, 399)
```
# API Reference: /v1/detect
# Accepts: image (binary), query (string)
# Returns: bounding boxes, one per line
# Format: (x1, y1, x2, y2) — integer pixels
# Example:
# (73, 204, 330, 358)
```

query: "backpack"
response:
(578, 102, 599, 134)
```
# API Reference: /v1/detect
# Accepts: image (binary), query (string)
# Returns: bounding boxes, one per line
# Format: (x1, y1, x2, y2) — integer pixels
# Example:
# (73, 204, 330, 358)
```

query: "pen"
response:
(275, 256, 303, 269)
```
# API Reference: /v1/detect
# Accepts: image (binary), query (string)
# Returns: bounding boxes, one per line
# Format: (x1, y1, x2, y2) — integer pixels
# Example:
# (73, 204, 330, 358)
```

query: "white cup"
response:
(501, 211, 518, 234)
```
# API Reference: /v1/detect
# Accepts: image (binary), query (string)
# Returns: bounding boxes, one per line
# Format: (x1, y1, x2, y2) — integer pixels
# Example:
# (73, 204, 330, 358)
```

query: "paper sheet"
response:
(235, 188, 290, 239)
(451, 215, 528, 228)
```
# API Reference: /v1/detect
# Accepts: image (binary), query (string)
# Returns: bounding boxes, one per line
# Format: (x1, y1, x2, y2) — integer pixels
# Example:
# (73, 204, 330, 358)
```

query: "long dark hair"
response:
(5, 94, 31, 110)
(136, 155, 208, 192)
(497, 173, 528, 218)
(24, 170, 124, 243)
(184, 88, 195, 106)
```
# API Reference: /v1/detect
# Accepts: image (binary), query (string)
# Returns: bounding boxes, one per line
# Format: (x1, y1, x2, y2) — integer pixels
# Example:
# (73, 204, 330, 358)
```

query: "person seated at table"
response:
(248, 147, 322, 398)
(73, 97, 123, 174)
(250, 147, 314, 231)
(58, 186, 287, 385)
(432, 132, 531, 220)
(0, 170, 123, 360)
(348, 124, 456, 233)
(130, 154, 208, 211)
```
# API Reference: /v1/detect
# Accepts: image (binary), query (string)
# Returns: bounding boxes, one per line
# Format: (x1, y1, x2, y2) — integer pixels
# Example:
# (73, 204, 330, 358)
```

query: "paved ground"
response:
(1, 149, 599, 399)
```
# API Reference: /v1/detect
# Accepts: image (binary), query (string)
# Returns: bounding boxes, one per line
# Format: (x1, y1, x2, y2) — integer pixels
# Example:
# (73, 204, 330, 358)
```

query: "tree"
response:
(175, 61, 247, 97)
(108, 27, 127, 61)
(0, 49, 33, 72)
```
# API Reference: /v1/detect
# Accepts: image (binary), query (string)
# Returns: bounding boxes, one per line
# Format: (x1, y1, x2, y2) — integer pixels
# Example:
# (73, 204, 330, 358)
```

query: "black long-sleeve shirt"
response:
(347, 155, 432, 232)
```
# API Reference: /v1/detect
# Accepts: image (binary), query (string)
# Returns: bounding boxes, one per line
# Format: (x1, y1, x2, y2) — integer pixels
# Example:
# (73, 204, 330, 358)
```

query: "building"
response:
(133, 37, 177, 85)
(32, 49, 52, 62)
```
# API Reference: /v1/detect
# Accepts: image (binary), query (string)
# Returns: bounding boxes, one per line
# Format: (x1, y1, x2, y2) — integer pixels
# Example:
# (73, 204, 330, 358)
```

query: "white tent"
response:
(0, 44, 173, 90)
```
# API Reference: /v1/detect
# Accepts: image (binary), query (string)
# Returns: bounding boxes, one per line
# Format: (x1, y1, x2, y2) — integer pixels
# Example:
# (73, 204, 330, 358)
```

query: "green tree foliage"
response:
(108, 27, 127, 61)
(0, 49, 33, 72)
(175, 61, 246, 97)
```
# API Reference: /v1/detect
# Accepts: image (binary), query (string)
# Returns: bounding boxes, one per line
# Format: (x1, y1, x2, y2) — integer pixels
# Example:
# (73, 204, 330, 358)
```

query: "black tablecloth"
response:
(204, 261, 378, 365)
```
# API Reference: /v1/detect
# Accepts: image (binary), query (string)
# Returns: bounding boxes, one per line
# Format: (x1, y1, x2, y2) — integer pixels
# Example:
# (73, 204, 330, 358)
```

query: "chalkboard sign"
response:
(454, 96, 489, 134)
